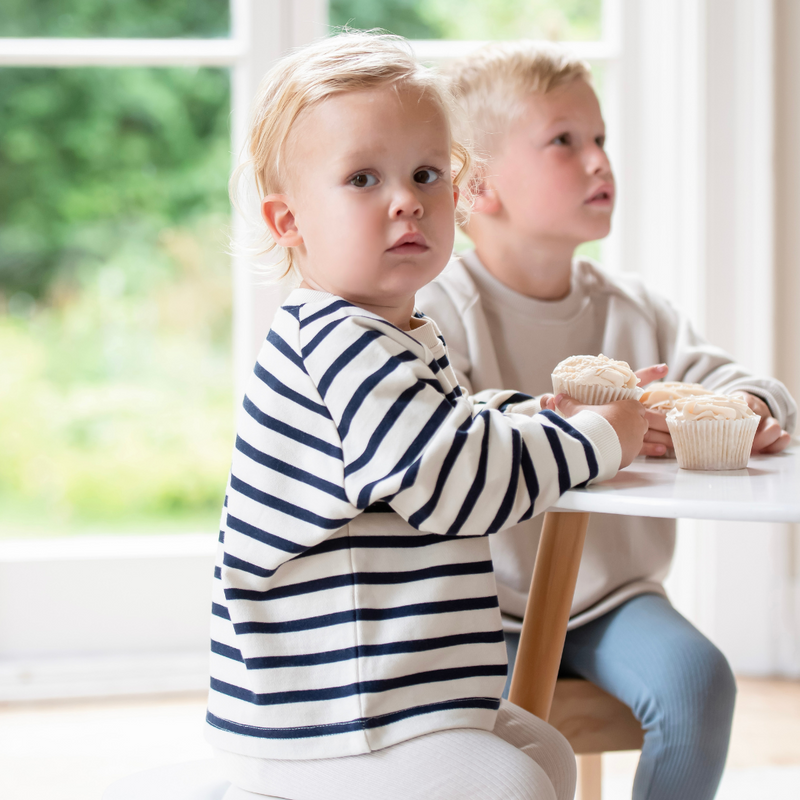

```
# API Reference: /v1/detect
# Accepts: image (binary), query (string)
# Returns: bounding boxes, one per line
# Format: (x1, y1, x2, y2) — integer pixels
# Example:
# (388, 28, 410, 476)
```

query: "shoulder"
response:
(418, 254, 481, 317)
(574, 257, 672, 325)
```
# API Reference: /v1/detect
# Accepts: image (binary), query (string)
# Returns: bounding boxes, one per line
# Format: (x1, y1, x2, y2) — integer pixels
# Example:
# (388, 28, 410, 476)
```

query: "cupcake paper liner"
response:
(666, 415, 760, 470)
(551, 375, 643, 405)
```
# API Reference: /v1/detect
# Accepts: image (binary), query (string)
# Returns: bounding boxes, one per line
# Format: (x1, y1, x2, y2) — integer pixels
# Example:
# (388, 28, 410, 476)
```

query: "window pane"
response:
(0, 67, 233, 539)
(0, 0, 230, 38)
(330, 0, 603, 41)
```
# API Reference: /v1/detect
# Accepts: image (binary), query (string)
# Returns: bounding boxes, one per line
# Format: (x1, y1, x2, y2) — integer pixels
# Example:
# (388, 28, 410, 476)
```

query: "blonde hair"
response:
(231, 30, 473, 280)
(445, 40, 592, 156)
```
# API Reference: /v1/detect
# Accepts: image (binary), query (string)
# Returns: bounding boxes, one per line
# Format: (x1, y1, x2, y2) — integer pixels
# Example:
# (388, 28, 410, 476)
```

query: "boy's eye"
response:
(595, 135, 606, 148)
(552, 133, 571, 146)
(349, 173, 378, 188)
(413, 168, 440, 185)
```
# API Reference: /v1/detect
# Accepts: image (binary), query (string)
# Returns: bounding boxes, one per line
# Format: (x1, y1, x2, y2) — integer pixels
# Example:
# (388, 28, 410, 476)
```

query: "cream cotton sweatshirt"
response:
(416, 252, 797, 630)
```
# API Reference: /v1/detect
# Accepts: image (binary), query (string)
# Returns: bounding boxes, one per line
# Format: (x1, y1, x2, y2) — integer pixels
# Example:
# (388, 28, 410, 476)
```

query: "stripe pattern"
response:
(207, 290, 601, 760)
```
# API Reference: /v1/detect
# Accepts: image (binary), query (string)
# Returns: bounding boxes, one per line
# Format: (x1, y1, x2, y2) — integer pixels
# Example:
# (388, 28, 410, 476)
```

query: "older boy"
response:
(417, 42, 796, 800)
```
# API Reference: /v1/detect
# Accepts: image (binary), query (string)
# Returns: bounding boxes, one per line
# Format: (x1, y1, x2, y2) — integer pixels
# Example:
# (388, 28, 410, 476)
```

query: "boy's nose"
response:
(389, 185, 424, 218)
(587, 145, 612, 176)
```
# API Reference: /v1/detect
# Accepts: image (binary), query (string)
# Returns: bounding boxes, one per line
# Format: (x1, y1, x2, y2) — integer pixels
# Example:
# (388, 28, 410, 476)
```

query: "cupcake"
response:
(666, 394, 760, 470)
(639, 382, 713, 413)
(640, 382, 714, 458)
(551, 354, 643, 405)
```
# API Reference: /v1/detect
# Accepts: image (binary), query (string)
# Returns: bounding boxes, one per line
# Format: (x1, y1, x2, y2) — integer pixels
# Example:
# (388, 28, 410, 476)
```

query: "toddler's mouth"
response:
(387, 232, 429, 254)
(585, 186, 614, 204)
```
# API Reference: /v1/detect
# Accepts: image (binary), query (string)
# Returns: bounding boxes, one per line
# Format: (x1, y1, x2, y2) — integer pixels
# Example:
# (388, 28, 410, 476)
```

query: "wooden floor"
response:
(1, 677, 799, 800)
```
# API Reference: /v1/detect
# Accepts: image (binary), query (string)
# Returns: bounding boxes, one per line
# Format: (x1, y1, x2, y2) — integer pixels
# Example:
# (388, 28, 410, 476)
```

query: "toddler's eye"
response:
(414, 168, 440, 184)
(552, 133, 571, 146)
(350, 173, 378, 188)
(595, 135, 606, 148)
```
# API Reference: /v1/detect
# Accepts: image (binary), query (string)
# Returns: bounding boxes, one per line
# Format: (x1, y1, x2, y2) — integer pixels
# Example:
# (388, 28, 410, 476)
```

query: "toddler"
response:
(417, 41, 797, 800)
(206, 32, 649, 800)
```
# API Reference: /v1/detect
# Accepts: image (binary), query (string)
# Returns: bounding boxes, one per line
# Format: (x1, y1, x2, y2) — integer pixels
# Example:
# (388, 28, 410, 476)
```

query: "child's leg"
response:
(216, 701, 575, 800)
(506, 593, 736, 800)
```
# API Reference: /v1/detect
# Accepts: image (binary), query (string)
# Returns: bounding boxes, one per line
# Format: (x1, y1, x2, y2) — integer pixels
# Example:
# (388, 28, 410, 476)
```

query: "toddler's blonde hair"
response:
(232, 30, 473, 280)
(445, 40, 592, 156)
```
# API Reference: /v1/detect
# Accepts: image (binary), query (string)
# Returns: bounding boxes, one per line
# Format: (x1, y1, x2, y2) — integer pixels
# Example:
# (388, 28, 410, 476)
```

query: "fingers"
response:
(644, 429, 673, 447)
(539, 393, 556, 411)
(758, 430, 792, 454)
(751, 417, 788, 453)
(640, 441, 668, 457)
(634, 363, 668, 387)
(736, 391, 771, 420)
(644, 409, 670, 433)
(553, 393, 583, 417)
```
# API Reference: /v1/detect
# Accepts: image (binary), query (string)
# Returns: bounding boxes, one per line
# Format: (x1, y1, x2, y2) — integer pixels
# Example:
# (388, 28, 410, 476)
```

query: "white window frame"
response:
(4, 0, 788, 697)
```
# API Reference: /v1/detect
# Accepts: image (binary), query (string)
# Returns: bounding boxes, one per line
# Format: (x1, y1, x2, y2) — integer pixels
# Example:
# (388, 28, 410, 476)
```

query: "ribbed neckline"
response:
(460, 250, 590, 324)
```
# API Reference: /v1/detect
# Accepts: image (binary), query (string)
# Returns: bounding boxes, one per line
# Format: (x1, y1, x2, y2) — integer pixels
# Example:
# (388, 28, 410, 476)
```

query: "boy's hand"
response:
(633, 363, 672, 457)
(555, 394, 649, 470)
(736, 392, 792, 454)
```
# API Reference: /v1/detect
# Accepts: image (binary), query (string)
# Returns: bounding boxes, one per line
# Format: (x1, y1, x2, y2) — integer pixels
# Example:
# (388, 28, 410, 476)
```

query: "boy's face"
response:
(488, 77, 614, 248)
(277, 84, 458, 321)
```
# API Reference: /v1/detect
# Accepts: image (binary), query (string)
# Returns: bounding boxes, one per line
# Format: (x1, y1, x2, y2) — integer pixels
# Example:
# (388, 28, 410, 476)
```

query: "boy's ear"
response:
(261, 195, 303, 248)
(472, 179, 501, 216)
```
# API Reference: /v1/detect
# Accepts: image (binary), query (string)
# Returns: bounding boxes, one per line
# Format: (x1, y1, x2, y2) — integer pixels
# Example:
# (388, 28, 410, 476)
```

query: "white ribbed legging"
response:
(217, 700, 576, 800)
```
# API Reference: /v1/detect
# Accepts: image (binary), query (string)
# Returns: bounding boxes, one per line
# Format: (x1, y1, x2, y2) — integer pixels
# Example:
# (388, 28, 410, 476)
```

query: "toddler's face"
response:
(277, 83, 458, 322)
(491, 77, 614, 248)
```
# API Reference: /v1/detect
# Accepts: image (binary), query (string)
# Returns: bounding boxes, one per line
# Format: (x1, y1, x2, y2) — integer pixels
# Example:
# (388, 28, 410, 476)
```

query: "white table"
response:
(509, 444, 800, 720)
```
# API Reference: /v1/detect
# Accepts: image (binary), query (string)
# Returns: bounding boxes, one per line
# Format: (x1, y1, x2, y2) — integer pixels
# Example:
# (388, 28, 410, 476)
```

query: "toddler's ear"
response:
(472, 180, 501, 215)
(262, 195, 303, 248)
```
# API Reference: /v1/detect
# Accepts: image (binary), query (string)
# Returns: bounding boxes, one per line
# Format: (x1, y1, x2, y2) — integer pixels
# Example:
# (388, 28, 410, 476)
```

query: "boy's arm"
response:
(653, 294, 797, 433)
(304, 315, 622, 538)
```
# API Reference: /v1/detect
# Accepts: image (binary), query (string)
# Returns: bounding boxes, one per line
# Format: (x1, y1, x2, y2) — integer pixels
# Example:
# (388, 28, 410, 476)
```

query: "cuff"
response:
(566, 409, 622, 483)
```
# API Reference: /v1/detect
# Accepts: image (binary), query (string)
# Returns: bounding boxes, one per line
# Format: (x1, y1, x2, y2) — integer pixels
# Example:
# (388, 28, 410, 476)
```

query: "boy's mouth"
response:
(585, 185, 614, 204)
(387, 232, 429, 254)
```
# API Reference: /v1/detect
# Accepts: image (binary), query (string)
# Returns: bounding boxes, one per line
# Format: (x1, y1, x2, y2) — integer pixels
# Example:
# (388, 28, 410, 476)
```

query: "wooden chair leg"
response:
(508, 511, 590, 720)
(576, 754, 602, 800)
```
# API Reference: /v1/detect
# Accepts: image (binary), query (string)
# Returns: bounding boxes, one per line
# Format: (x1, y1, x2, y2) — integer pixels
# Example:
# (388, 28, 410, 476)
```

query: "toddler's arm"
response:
(305, 314, 627, 537)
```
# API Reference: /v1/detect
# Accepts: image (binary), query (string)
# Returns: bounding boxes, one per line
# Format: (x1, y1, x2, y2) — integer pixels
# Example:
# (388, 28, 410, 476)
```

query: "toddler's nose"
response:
(389, 185, 424, 218)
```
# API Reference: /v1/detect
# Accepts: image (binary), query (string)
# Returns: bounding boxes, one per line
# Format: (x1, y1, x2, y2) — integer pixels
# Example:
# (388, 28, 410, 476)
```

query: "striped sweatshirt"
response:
(205, 289, 621, 760)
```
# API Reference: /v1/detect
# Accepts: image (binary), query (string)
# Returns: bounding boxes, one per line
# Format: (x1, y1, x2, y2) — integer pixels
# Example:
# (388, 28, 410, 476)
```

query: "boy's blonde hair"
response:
(445, 40, 591, 156)
(232, 30, 473, 279)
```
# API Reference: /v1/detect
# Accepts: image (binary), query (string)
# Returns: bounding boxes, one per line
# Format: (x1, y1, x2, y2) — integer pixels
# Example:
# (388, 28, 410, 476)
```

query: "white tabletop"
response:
(550, 443, 800, 523)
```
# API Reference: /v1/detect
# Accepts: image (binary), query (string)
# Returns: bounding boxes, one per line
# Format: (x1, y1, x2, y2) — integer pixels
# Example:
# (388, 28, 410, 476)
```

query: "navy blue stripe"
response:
(210, 664, 506, 706)
(212, 630, 505, 669)
(253, 361, 330, 418)
(235, 435, 348, 502)
(519, 440, 539, 521)
(436, 354, 450, 371)
(338, 351, 417, 441)
(225, 560, 493, 601)
(299, 298, 353, 329)
(295, 531, 480, 560)
(301, 317, 348, 358)
(354, 397, 451, 508)
(363, 501, 393, 514)
(230, 475, 351, 531)
(447, 412, 491, 535)
(206, 697, 500, 741)
(211, 602, 230, 620)
(543, 425, 571, 494)
(408, 416, 471, 529)
(318, 329, 384, 398)
(282, 304, 302, 321)
(345, 380, 427, 479)
(223, 552, 278, 578)
(243, 395, 342, 460)
(487, 426, 521, 534)
(218, 529, 224, 543)
(498, 392, 534, 411)
(226, 511, 307, 554)
(214, 566, 221, 579)
(267, 329, 305, 372)
(232, 595, 499, 634)
(542, 410, 599, 484)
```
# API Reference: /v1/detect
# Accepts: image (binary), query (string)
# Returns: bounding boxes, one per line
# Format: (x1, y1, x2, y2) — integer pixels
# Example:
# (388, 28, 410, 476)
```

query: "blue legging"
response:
(503, 593, 736, 800)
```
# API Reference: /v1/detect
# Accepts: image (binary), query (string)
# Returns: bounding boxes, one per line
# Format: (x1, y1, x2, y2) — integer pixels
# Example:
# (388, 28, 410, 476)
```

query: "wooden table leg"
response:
(508, 510, 590, 721)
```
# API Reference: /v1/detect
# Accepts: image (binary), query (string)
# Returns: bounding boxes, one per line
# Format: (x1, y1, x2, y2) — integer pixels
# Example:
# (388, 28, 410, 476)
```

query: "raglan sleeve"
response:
(304, 314, 621, 537)
(652, 292, 797, 432)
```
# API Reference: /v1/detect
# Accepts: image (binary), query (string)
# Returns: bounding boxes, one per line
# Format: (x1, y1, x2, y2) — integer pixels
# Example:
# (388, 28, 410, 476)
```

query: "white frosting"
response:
(667, 394, 756, 422)
(640, 382, 713, 411)
(551, 354, 639, 389)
